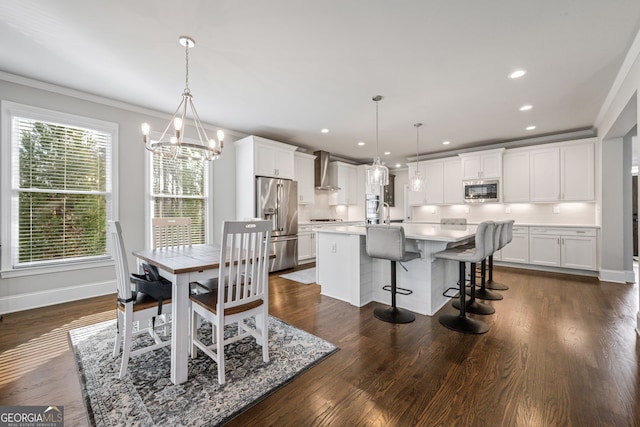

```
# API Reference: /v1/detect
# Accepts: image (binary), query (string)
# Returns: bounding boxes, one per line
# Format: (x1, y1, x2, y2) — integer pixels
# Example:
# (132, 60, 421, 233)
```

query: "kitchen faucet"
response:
(378, 202, 390, 225)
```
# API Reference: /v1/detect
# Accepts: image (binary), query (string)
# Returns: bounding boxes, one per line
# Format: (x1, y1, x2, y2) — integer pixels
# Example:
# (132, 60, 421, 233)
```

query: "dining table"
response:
(132, 244, 223, 385)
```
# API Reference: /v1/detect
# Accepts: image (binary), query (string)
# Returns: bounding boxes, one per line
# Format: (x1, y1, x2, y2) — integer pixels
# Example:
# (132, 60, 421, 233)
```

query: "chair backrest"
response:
(366, 225, 407, 262)
(492, 221, 503, 255)
(218, 220, 271, 310)
(152, 217, 192, 249)
(440, 218, 467, 225)
(471, 221, 495, 261)
(108, 221, 132, 300)
(501, 219, 515, 248)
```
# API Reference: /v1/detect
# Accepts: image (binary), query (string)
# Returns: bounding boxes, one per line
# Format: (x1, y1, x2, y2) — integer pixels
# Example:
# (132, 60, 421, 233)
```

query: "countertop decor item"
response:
(141, 36, 224, 161)
(366, 95, 389, 187)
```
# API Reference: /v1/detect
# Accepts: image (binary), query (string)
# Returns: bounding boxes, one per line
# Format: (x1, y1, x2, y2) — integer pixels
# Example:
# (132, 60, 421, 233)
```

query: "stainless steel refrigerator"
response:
(256, 177, 298, 272)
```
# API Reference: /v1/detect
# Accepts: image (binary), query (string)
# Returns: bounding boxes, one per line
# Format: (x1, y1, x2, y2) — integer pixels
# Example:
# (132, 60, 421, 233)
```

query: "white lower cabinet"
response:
(298, 226, 316, 262)
(498, 226, 529, 264)
(529, 227, 596, 270)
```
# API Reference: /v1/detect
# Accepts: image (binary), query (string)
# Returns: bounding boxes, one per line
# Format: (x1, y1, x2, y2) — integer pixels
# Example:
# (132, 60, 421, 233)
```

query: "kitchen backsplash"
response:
(298, 192, 349, 222)
(409, 202, 597, 225)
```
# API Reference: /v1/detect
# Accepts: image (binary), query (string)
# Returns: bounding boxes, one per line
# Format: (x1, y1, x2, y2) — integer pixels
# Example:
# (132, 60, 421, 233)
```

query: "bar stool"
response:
(486, 220, 514, 291)
(366, 225, 421, 323)
(472, 221, 504, 301)
(451, 221, 496, 315)
(434, 221, 494, 334)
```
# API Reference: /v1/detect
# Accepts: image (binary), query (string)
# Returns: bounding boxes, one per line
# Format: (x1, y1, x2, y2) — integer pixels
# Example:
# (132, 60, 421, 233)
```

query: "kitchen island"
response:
(314, 223, 477, 316)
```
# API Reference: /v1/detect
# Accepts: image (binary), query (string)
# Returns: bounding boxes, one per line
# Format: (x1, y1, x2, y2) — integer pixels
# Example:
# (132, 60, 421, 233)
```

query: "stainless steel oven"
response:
(463, 180, 499, 203)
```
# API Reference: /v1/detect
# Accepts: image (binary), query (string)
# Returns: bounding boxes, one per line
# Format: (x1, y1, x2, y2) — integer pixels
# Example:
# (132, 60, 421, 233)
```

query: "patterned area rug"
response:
(279, 267, 316, 284)
(69, 316, 338, 426)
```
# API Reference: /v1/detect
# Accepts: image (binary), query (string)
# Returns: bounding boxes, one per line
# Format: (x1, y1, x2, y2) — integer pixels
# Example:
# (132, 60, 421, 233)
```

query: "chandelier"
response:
(141, 36, 224, 161)
(410, 123, 424, 192)
(366, 95, 389, 186)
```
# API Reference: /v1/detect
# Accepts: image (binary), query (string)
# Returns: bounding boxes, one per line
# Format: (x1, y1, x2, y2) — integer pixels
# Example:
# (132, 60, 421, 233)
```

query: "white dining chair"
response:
(189, 220, 271, 385)
(109, 221, 172, 378)
(152, 217, 193, 249)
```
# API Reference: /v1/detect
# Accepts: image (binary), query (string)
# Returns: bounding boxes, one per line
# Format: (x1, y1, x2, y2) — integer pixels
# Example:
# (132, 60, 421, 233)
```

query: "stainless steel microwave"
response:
(463, 179, 499, 203)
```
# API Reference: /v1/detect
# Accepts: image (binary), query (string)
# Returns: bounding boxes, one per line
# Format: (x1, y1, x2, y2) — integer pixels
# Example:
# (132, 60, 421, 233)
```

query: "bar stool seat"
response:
(366, 225, 420, 323)
(434, 221, 494, 334)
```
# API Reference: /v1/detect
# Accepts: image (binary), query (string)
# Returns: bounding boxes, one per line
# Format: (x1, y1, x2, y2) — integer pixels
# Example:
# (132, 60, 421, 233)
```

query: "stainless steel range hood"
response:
(314, 150, 340, 191)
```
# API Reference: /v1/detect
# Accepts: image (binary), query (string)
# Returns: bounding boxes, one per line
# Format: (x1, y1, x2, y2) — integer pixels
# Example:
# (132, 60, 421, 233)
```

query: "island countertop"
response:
(312, 223, 477, 243)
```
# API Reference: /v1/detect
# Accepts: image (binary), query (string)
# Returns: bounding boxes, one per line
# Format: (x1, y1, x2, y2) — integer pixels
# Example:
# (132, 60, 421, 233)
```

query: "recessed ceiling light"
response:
(384, 151, 391, 155)
(519, 105, 533, 111)
(357, 141, 365, 146)
(526, 125, 536, 131)
(395, 163, 402, 168)
(321, 128, 329, 133)
(442, 141, 450, 145)
(509, 70, 526, 79)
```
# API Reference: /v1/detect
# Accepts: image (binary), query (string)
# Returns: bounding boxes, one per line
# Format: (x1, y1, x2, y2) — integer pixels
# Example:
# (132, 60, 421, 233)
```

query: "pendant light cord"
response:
(185, 41, 190, 92)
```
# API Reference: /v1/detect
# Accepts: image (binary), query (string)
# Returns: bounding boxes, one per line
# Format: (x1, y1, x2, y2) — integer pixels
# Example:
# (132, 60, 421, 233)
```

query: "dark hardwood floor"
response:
(1, 265, 639, 426)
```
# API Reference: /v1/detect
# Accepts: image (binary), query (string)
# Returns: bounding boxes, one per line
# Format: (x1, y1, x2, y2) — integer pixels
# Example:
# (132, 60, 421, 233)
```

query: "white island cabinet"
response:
(314, 224, 477, 316)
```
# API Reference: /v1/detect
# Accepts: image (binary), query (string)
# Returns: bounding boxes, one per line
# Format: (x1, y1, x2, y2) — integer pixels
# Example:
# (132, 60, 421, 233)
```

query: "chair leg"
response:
(373, 261, 416, 323)
(191, 309, 199, 358)
(216, 317, 225, 385)
(112, 309, 123, 358)
(260, 312, 269, 363)
(440, 261, 488, 334)
(486, 254, 509, 290)
(119, 312, 133, 378)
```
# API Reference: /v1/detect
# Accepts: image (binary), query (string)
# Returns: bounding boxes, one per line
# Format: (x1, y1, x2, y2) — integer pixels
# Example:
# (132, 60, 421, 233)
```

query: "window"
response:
(1, 101, 118, 272)
(150, 146, 209, 245)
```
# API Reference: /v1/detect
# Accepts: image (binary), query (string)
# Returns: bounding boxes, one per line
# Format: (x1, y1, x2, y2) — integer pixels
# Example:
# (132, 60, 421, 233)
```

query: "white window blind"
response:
(1, 102, 116, 270)
(151, 152, 208, 244)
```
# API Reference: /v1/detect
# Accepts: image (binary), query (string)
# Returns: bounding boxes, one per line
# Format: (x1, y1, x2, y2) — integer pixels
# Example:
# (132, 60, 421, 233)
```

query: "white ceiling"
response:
(1, 1, 640, 169)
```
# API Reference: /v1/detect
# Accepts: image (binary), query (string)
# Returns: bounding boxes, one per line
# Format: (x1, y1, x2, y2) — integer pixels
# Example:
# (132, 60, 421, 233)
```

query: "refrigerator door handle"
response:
(277, 182, 284, 232)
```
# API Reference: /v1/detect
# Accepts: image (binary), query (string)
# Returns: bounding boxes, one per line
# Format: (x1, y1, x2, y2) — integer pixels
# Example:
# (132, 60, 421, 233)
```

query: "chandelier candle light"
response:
(410, 123, 424, 192)
(366, 95, 389, 187)
(141, 36, 224, 161)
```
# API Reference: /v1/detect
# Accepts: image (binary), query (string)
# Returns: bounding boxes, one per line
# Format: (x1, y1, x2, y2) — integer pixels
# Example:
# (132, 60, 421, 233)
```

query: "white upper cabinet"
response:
(560, 141, 594, 201)
(407, 156, 461, 205)
(503, 150, 530, 203)
(252, 137, 296, 179)
(443, 157, 463, 204)
(459, 148, 504, 180)
(530, 147, 561, 202)
(424, 160, 444, 204)
(529, 139, 595, 202)
(328, 161, 357, 205)
(294, 152, 316, 204)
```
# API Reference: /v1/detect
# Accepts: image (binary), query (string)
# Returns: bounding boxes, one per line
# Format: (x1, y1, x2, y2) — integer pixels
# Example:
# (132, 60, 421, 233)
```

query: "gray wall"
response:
(0, 75, 239, 312)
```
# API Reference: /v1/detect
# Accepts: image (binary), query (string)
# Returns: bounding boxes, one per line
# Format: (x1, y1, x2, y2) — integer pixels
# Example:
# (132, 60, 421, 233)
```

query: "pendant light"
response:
(366, 95, 389, 186)
(410, 123, 424, 192)
(141, 36, 224, 161)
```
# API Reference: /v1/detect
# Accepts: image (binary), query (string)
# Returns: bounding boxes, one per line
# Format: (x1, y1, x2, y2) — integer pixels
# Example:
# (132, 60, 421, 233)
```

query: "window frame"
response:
(0, 101, 119, 277)
(145, 131, 212, 248)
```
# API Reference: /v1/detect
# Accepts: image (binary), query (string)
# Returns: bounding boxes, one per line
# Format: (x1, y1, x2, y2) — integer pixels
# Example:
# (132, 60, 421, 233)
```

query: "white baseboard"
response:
(598, 269, 634, 283)
(0, 280, 114, 314)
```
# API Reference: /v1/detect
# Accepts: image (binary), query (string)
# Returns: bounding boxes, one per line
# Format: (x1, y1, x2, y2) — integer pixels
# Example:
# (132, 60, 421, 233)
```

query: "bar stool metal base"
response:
(486, 280, 509, 291)
(374, 306, 416, 323)
(439, 314, 488, 334)
(452, 299, 495, 315)
(469, 287, 503, 300)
